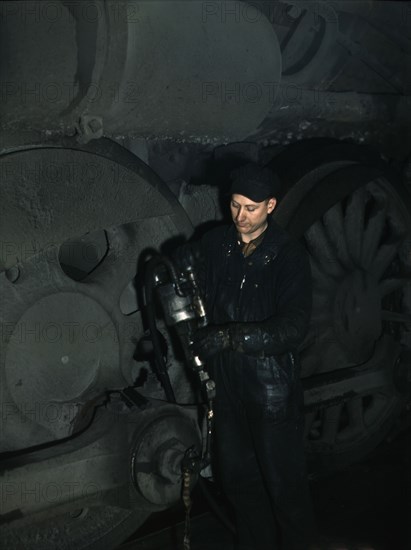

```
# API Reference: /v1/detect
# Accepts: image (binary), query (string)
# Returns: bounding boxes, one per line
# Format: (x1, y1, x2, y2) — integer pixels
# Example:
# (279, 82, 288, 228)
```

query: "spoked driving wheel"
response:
(273, 142, 411, 473)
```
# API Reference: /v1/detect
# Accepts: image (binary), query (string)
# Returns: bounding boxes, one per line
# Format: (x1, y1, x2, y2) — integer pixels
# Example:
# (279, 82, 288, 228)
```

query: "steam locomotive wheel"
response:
(0, 138, 193, 548)
(277, 157, 411, 472)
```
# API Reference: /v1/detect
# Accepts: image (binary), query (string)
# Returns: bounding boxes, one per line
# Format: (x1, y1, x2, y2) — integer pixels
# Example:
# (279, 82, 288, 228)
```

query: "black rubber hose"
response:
(144, 256, 177, 403)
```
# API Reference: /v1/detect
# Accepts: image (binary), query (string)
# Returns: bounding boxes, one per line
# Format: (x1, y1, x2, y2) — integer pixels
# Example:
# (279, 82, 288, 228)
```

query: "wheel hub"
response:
(334, 270, 382, 363)
(5, 292, 119, 433)
(131, 410, 201, 509)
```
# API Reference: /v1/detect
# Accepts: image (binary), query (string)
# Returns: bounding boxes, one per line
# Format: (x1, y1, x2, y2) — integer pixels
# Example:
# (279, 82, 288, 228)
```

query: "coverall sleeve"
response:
(231, 239, 312, 356)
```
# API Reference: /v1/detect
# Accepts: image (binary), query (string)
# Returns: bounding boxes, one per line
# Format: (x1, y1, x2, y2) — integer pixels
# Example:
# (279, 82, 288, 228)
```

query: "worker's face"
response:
(230, 194, 277, 243)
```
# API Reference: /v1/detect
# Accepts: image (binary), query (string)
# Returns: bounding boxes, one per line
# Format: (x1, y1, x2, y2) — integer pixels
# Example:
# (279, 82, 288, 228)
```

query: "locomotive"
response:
(1, 1, 410, 548)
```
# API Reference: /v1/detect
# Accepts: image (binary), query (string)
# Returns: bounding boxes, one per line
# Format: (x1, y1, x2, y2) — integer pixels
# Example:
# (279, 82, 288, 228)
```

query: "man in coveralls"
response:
(190, 163, 315, 550)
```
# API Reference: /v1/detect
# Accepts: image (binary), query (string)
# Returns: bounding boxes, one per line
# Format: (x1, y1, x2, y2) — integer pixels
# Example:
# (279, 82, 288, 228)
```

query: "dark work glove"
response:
(190, 325, 231, 361)
(229, 321, 302, 355)
(190, 316, 304, 361)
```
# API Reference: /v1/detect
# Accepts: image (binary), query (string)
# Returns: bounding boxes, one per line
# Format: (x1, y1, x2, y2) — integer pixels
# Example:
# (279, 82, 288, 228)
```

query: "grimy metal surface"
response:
(0, 1, 411, 548)
(1, 1, 410, 152)
(0, 1, 281, 142)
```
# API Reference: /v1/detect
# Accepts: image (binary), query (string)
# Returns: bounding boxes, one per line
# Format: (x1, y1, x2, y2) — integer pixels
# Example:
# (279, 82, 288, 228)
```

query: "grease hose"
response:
(144, 255, 236, 537)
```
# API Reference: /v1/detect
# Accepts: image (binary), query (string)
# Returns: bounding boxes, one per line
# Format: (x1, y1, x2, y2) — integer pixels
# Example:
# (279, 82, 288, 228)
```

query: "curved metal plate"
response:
(0, 141, 192, 270)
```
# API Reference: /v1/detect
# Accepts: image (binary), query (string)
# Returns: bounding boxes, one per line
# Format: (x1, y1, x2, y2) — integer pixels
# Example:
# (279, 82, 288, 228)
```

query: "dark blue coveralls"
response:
(197, 218, 314, 550)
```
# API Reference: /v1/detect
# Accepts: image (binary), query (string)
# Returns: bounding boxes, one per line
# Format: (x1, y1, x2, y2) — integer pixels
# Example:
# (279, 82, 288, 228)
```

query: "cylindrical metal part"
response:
(156, 283, 197, 325)
(0, 0, 281, 141)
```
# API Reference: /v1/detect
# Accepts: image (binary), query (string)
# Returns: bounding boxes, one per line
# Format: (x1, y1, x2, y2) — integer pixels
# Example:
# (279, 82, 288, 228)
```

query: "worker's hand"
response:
(190, 325, 231, 361)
